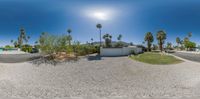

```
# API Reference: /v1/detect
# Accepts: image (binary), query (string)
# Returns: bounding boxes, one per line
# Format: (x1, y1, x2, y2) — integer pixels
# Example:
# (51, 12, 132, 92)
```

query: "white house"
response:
(100, 46, 143, 56)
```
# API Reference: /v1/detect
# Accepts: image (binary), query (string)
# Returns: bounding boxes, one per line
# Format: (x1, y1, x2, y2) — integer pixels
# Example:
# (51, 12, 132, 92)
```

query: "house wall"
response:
(100, 46, 142, 56)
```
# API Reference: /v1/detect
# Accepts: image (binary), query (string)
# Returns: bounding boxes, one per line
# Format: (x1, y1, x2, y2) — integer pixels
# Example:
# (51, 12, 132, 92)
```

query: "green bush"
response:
(21, 44, 32, 53)
(4, 45, 14, 49)
(130, 50, 136, 55)
(39, 33, 99, 56)
(184, 41, 196, 50)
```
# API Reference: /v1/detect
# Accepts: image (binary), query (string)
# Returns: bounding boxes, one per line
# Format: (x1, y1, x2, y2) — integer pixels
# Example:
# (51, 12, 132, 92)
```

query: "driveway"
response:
(0, 53, 41, 63)
(172, 52, 200, 62)
(0, 55, 200, 99)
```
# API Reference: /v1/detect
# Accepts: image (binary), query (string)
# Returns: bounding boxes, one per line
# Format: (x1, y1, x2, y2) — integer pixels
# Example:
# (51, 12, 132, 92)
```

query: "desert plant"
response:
(39, 33, 57, 54)
(21, 44, 32, 53)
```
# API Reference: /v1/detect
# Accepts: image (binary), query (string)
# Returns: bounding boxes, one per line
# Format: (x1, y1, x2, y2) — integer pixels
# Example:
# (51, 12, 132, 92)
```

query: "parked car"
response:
(165, 48, 175, 53)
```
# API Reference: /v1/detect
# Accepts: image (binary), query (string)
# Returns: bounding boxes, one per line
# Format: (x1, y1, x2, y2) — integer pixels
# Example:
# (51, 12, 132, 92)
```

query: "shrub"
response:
(114, 42, 124, 48)
(39, 33, 99, 60)
(130, 50, 136, 55)
(21, 44, 32, 53)
(39, 33, 70, 54)
(4, 45, 14, 49)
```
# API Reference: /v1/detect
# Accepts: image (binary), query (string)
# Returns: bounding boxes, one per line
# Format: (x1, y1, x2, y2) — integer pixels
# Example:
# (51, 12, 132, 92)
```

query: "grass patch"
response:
(130, 52, 183, 65)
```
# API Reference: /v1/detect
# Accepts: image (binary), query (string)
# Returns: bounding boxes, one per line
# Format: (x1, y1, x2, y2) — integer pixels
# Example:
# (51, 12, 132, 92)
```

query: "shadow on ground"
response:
(29, 56, 80, 66)
(87, 54, 102, 61)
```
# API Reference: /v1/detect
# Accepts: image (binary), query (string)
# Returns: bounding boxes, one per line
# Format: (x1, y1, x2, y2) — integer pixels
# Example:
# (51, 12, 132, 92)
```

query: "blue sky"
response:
(0, 0, 200, 46)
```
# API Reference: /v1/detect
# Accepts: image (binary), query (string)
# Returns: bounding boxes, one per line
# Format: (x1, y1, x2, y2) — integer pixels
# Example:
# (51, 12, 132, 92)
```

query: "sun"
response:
(93, 12, 108, 20)
(84, 8, 116, 21)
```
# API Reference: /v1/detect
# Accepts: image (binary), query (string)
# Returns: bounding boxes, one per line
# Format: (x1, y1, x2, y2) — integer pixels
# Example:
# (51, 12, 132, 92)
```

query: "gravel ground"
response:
(0, 55, 200, 99)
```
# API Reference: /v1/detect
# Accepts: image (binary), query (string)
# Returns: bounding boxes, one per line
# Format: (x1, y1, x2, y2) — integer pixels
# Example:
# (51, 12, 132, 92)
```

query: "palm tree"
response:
(103, 33, 112, 47)
(184, 37, 189, 50)
(156, 30, 166, 52)
(67, 29, 72, 46)
(11, 40, 14, 45)
(35, 41, 38, 45)
(14, 41, 18, 48)
(91, 38, 94, 45)
(25, 36, 30, 44)
(96, 24, 102, 47)
(184, 37, 189, 43)
(144, 32, 154, 51)
(167, 42, 172, 49)
(18, 28, 25, 47)
(117, 34, 122, 41)
(176, 37, 181, 50)
(176, 37, 180, 46)
(188, 32, 192, 38)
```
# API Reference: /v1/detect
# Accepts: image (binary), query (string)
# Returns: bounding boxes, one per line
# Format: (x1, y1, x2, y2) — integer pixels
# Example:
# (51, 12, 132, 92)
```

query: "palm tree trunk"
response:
(160, 39, 163, 52)
(100, 29, 102, 47)
(147, 41, 151, 52)
(69, 40, 71, 46)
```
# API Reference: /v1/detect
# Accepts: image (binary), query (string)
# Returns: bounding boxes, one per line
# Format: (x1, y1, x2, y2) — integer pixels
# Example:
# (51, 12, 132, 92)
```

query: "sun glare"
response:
(84, 8, 115, 21)
(93, 12, 108, 20)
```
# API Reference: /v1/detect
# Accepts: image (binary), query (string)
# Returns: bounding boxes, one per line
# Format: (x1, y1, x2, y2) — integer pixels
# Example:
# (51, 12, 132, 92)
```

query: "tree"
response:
(130, 42, 133, 46)
(14, 41, 18, 48)
(152, 44, 158, 50)
(103, 33, 112, 47)
(11, 40, 14, 45)
(176, 37, 181, 47)
(156, 30, 166, 52)
(91, 38, 94, 45)
(167, 42, 172, 49)
(67, 29, 72, 46)
(18, 27, 27, 48)
(115, 34, 123, 47)
(39, 32, 46, 47)
(184, 37, 189, 46)
(96, 23, 102, 47)
(35, 41, 38, 45)
(144, 32, 154, 51)
(117, 34, 122, 41)
(25, 36, 30, 44)
(188, 32, 192, 38)
(185, 41, 196, 51)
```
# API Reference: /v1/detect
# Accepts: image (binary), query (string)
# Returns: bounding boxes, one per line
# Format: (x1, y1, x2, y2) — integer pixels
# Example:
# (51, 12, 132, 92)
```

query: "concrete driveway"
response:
(172, 52, 200, 62)
(0, 55, 200, 99)
(0, 53, 41, 63)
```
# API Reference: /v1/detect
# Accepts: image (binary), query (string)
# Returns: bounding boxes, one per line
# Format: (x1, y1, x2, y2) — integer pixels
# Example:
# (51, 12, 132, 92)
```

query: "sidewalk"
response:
(177, 51, 200, 54)
(0, 50, 27, 54)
